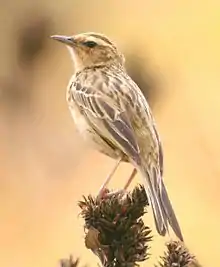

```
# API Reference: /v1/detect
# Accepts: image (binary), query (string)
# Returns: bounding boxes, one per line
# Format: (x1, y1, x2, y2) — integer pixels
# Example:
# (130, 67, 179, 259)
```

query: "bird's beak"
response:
(50, 35, 74, 45)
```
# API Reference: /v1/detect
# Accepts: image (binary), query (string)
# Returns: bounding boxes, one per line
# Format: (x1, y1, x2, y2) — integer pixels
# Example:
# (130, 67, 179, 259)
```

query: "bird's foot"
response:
(97, 188, 110, 199)
(105, 189, 126, 197)
(97, 188, 126, 200)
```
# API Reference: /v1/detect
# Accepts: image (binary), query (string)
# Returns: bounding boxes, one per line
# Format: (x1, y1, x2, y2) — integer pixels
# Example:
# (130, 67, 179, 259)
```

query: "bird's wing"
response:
(152, 124, 163, 176)
(123, 76, 163, 176)
(69, 77, 141, 164)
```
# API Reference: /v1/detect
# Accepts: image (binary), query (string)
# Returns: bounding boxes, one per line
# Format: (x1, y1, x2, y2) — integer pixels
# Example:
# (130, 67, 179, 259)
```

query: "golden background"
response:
(1, 1, 220, 266)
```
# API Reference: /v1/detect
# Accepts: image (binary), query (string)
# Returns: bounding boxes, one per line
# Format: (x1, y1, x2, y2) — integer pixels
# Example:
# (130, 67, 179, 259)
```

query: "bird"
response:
(51, 32, 184, 241)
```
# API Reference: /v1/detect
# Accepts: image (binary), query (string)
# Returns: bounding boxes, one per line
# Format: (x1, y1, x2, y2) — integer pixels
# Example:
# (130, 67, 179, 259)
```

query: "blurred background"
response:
(1, 1, 220, 266)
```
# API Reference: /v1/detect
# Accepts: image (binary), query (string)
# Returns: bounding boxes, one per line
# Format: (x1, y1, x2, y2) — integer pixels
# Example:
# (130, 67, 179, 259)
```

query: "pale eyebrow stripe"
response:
(89, 34, 113, 45)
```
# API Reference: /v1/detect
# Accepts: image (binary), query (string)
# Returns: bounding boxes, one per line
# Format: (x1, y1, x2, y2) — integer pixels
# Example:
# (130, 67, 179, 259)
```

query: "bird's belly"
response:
(69, 105, 90, 137)
(69, 105, 119, 159)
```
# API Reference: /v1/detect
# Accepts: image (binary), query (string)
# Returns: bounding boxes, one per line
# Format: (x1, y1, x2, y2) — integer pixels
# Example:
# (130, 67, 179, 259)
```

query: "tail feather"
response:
(140, 166, 184, 241)
(147, 189, 167, 236)
(160, 179, 184, 241)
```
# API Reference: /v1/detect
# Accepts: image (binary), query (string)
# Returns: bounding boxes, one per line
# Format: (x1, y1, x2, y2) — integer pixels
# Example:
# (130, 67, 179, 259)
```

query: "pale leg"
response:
(105, 168, 138, 197)
(98, 157, 122, 196)
(123, 168, 137, 190)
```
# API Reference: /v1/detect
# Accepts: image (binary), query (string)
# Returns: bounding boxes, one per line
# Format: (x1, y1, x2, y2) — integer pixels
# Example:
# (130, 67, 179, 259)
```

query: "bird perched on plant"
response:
(51, 32, 183, 241)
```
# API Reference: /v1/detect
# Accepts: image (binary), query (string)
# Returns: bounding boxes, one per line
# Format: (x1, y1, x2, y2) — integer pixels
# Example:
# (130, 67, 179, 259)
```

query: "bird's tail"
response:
(139, 165, 184, 241)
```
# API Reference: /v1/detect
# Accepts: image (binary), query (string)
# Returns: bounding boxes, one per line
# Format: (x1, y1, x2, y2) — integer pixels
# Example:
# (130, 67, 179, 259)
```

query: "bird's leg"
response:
(104, 168, 138, 197)
(98, 157, 122, 198)
(123, 168, 137, 190)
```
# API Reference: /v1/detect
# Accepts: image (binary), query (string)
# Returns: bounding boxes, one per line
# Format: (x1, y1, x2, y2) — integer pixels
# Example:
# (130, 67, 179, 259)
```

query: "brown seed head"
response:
(51, 32, 125, 71)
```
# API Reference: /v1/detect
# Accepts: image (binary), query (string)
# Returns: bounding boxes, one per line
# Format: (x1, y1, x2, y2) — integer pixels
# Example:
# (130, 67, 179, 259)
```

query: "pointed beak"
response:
(50, 35, 74, 45)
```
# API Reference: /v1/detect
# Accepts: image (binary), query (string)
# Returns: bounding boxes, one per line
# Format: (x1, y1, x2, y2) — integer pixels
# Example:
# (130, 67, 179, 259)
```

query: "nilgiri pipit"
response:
(51, 32, 183, 241)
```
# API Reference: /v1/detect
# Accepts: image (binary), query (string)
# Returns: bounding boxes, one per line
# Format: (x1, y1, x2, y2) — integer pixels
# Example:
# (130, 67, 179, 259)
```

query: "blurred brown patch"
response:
(126, 50, 165, 109)
(17, 13, 52, 67)
(0, 11, 52, 112)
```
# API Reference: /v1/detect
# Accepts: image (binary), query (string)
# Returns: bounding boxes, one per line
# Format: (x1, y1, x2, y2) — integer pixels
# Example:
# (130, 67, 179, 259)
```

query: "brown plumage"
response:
(51, 32, 184, 241)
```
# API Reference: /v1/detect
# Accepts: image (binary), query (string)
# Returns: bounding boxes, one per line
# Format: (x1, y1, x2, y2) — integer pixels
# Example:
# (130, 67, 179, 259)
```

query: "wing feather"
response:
(70, 79, 141, 164)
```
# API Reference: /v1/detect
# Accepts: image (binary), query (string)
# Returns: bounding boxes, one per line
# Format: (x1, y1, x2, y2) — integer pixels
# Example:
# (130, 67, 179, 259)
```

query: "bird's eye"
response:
(83, 41, 97, 48)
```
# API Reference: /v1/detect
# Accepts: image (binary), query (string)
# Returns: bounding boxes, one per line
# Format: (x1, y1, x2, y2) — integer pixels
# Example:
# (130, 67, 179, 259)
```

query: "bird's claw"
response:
(97, 188, 126, 201)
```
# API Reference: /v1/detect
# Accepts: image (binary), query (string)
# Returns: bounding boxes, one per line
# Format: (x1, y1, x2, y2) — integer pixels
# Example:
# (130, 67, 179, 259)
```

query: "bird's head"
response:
(51, 32, 125, 71)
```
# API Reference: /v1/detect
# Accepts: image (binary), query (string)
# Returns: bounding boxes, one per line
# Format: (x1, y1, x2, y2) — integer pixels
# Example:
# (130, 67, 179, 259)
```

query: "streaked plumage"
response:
(51, 32, 183, 241)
